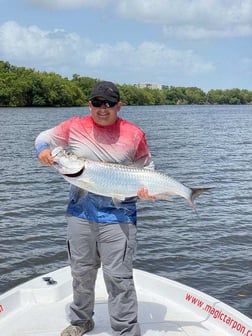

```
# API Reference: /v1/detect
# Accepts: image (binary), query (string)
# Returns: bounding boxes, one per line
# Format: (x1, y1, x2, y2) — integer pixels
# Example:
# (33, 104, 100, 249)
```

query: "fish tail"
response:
(189, 188, 211, 209)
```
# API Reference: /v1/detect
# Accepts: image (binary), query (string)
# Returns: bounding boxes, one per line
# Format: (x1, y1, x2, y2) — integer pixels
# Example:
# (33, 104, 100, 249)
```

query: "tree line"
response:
(1, 61, 252, 107)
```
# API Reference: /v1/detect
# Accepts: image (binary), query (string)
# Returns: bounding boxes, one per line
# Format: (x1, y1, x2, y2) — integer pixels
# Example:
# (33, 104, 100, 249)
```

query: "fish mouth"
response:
(63, 168, 84, 177)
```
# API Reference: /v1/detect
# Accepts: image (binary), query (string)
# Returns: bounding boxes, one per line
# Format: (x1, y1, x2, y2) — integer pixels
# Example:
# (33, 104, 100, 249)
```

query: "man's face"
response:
(89, 97, 121, 126)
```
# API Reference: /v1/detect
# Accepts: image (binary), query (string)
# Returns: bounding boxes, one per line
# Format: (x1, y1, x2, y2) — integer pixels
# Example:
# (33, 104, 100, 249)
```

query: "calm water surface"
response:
(0, 105, 251, 318)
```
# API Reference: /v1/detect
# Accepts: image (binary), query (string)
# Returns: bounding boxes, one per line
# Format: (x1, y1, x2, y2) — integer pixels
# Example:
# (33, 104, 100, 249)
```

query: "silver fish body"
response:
(52, 147, 209, 207)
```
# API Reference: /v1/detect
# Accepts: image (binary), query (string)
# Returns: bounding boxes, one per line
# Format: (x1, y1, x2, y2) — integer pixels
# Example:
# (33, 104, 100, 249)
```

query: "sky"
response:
(0, 0, 252, 92)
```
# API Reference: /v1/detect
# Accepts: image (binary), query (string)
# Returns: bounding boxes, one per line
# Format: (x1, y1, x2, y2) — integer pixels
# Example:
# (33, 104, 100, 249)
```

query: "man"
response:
(35, 81, 154, 336)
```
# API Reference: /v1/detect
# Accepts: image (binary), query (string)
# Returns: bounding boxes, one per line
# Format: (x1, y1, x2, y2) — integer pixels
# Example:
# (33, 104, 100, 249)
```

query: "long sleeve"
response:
(35, 119, 72, 156)
(133, 132, 153, 168)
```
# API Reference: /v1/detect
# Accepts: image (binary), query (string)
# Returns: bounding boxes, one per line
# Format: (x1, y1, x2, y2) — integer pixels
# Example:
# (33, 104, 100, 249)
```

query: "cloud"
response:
(25, 0, 113, 10)
(117, 0, 252, 25)
(162, 24, 252, 40)
(117, 0, 252, 39)
(85, 41, 215, 78)
(0, 21, 89, 67)
(25, 0, 252, 39)
(0, 21, 214, 81)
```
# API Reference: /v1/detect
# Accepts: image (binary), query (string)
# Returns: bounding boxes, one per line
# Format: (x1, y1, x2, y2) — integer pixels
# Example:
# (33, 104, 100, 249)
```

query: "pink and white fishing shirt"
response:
(35, 115, 152, 223)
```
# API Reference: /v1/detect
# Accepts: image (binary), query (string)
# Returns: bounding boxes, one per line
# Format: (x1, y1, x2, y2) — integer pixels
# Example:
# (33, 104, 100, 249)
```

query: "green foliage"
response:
(0, 61, 251, 107)
(0, 61, 85, 107)
(207, 88, 252, 105)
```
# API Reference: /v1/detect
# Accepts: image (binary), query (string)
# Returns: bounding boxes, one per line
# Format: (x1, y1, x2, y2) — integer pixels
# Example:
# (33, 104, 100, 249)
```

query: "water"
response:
(0, 105, 251, 319)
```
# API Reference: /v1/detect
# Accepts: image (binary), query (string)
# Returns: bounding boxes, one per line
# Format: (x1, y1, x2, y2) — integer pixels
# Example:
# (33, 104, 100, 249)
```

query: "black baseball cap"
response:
(89, 81, 120, 103)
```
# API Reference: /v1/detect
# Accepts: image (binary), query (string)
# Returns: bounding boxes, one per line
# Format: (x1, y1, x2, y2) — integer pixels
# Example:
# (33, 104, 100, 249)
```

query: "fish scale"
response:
(83, 160, 186, 199)
(52, 147, 210, 207)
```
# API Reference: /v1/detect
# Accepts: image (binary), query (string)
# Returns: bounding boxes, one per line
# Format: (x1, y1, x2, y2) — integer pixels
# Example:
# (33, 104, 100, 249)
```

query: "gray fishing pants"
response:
(66, 215, 141, 336)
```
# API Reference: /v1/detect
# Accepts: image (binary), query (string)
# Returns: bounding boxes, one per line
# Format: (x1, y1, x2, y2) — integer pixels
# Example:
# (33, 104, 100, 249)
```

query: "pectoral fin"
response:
(77, 178, 95, 189)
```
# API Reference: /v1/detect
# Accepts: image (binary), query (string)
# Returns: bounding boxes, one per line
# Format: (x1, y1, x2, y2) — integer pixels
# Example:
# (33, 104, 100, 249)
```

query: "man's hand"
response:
(137, 187, 156, 201)
(38, 149, 54, 166)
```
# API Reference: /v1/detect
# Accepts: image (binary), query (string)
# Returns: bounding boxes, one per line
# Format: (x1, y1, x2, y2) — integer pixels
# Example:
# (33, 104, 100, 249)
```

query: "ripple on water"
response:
(0, 106, 251, 318)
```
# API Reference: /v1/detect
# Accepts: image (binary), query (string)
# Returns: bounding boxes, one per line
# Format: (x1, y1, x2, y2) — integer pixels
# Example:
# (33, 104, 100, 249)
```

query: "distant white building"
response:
(134, 83, 163, 90)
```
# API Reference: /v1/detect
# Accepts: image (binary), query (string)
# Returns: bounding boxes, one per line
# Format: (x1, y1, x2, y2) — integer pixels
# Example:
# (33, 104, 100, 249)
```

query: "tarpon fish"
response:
(52, 147, 210, 208)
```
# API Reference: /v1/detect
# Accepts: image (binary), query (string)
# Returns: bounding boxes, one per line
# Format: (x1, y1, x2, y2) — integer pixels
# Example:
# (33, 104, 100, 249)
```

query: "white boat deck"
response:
(0, 267, 251, 335)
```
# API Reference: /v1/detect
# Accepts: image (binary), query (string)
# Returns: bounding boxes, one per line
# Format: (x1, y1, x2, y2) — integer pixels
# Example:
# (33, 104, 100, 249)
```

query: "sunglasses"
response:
(91, 99, 117, 108)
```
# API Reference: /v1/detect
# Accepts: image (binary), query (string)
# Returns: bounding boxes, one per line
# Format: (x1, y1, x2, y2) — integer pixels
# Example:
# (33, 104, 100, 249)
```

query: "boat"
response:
(0, 266, 251, 335)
